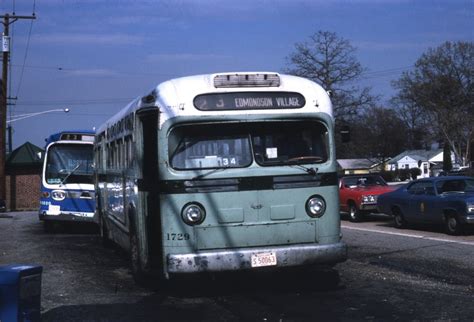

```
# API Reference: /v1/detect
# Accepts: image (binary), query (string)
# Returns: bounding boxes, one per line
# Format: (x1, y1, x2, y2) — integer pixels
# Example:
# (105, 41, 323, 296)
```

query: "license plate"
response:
(251, 252, 277, 268)
(48, 205, 61, 215)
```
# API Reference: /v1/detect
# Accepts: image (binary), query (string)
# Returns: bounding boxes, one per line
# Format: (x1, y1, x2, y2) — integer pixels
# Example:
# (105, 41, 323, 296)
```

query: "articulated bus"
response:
(39, 130, 96, 232)
(95, 72, 347, 283)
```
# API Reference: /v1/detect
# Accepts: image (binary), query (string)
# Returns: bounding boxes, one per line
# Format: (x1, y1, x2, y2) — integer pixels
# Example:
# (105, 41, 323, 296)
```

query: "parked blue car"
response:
(377, 176, 474, 235)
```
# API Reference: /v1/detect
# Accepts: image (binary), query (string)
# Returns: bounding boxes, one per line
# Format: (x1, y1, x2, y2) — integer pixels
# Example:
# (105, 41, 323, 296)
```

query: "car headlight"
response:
(306, 195, 326, 218)
(51, 190, 66, 201)
(362, 195, 376, 203)
(181, 202, 206, 225)
(467, 203, 474, 213)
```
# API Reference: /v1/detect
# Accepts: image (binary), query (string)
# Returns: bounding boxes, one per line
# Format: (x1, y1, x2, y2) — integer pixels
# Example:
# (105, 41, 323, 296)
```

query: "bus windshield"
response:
(169, 121, 328, 170)
(45, 144, 94, 184)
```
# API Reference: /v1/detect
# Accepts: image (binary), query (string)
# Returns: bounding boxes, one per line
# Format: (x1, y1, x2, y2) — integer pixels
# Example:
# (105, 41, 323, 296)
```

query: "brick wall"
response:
(6, 168, 41, 211)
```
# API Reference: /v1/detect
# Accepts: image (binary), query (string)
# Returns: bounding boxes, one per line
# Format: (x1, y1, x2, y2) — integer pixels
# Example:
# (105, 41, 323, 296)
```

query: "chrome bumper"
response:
(39, 211, 96, 223)
(167, 242, 347, 274)
(465, 214, 474, 224)
(360, 203, 377, 211)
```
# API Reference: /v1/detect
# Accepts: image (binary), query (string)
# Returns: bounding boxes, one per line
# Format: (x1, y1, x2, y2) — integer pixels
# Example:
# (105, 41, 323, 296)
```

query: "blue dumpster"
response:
(0, 265, 42, 322)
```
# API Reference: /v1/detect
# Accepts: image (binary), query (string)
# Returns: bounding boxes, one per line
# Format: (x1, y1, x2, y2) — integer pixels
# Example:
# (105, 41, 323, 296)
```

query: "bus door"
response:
(136, 110, 162, 270)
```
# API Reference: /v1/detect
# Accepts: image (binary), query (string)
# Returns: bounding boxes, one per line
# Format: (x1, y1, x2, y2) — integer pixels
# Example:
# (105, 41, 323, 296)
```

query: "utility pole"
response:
(0, 13, 36, 202)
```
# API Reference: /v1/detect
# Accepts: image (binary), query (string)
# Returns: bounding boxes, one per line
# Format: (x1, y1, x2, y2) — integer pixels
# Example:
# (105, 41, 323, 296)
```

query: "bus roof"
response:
(97, 72, 333, 135)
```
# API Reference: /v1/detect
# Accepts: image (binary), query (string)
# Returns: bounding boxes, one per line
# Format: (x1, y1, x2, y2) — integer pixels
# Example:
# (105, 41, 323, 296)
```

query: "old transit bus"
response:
(39, 130, 96, 232)
(94, 72, 347, 283)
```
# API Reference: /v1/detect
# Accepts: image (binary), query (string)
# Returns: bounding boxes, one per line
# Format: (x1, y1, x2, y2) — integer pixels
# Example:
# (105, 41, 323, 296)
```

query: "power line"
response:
(14, 97, 134, 106)
(7, 65, 415, 111)
(8, 63, 180, 78)
(15, 17, 34, 98)
(360, 65, 413, 80)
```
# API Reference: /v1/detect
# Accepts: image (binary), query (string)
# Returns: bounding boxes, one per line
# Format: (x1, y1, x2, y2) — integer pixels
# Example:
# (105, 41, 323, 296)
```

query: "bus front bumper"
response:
(39, 211, 96, 223)
(167, 242, 347, 274)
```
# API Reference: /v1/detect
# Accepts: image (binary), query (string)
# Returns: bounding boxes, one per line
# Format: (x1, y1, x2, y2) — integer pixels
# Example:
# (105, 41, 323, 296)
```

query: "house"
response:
(337, 158, 387, 175)
(387, 149, 455, 178)
(5, 142, 44, 211)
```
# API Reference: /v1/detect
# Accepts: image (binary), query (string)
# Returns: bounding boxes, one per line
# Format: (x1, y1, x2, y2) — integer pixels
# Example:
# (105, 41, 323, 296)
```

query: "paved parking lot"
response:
(1, 211, 473, 321)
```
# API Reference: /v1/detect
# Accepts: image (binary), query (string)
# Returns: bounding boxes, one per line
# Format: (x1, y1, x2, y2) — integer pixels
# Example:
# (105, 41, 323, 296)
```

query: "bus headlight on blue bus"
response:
(306, 195, 326, 218)
(51, 190, 66, 201)
(181, 203, 206, 225)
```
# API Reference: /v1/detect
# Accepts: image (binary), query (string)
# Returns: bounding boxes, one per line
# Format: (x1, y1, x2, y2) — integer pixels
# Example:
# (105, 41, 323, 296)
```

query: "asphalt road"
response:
(0, 211, 473, 321)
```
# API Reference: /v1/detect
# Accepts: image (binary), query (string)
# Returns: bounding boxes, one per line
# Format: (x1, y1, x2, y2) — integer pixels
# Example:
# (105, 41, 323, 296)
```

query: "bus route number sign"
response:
(251, 252, 277, 268)
(194, 92, 305, 111)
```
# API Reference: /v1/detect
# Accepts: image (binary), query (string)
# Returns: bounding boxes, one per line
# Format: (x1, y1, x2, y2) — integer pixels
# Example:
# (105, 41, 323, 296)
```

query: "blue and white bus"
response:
(39, 130, 96, 232)
(95, 72, 347, 283)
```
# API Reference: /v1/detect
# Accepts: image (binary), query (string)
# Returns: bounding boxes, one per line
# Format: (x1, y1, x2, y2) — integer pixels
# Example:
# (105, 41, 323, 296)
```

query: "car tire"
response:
(445, 214, 462, 236)
(393, 208, 407, 229)
(349, 203, 363, 222)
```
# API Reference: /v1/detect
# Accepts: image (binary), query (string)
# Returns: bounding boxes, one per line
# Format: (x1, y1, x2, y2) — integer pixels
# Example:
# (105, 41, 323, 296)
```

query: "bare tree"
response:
(392, 41, 474, 165)
(390, 97, 431, 149)
(359, 106, 409, 160)
(284, 31, 375, 120)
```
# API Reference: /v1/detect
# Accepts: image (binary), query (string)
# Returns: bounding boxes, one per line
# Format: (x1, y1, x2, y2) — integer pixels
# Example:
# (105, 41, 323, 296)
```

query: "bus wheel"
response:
(303, 267, 341, 291)
(99, 215, 113, 247)
(129, 224, 148, 286)
(317, 268, 341, 290)
(44, 221, 55, 233)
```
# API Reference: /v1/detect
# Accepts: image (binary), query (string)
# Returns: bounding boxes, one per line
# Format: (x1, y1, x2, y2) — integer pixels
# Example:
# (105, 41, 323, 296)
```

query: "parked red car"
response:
(339, 174, 395, 222)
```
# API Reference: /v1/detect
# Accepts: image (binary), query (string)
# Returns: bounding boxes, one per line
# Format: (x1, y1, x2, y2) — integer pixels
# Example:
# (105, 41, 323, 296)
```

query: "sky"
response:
(2, 0, 473, 150)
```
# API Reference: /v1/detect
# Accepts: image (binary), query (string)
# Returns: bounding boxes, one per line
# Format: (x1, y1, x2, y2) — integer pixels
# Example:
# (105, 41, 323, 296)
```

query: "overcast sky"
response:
(3, 0, 473, 149)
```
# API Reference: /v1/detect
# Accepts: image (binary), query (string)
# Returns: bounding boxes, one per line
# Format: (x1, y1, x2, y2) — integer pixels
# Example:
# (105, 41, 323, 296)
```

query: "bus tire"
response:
(303, 266, 341, 291)
(99, 214, 113, 248)
(44, 220, 55, 233)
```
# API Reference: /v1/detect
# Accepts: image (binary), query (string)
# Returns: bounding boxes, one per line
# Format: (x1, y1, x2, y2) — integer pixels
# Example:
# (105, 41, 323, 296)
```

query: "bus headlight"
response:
(306, 195, 326, 218)
(181, 203, 206, 225)
(51, 190, 66, 201)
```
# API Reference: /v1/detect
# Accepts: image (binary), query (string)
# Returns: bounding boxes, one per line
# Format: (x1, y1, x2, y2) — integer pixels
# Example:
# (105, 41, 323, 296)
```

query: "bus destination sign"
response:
(193, 92, 306, 111)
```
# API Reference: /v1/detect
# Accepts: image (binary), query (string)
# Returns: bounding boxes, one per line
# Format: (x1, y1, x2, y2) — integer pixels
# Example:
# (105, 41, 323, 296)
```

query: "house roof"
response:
(6, 142, 44, 167)
(388, 149, 443, 164)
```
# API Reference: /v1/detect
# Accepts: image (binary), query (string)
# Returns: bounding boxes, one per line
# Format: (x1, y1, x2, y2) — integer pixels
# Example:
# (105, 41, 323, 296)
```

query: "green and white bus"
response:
(94, 72, 347, 283)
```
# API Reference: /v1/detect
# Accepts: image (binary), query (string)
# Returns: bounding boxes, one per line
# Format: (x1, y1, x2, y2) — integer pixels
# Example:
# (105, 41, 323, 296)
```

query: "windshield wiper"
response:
(60, 163, 81, 186)
(171, 138, 200, 161)
(290, 164, 319, 176)
(286, 157, 321, 176)
(287, 156, 324, 163)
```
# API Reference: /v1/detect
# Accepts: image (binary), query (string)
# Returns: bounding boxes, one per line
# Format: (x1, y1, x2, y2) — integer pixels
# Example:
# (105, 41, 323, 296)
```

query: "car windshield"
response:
(45, 144, 94, 184)
(344, 175, 387, 187)
(169, 121, 329, 170)
(436, 178, 474, 194)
